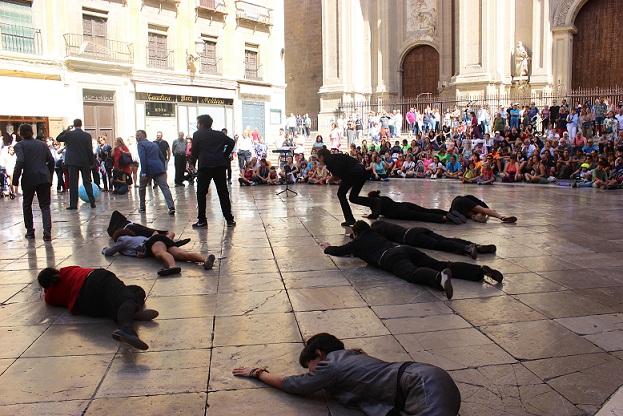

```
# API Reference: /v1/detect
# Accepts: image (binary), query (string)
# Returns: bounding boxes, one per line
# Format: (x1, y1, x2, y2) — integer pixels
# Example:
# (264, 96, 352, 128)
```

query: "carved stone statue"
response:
(407, 0, 437, 39)
(514, 41, 530, 77)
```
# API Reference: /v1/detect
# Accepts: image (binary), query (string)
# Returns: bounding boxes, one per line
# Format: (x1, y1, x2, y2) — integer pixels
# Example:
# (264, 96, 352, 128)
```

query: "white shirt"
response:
(616, 114, 623, 130)
(237, 135, 254, 152)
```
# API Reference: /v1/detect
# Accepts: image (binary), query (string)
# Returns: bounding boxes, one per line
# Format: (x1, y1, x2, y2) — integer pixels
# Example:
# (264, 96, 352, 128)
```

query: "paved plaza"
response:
(0, 180, 622, 415)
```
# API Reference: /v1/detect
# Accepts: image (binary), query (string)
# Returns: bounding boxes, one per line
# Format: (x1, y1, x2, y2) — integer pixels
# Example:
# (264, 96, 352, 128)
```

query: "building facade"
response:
(283, 0, 622, 131)
(0, 0, 285, 143)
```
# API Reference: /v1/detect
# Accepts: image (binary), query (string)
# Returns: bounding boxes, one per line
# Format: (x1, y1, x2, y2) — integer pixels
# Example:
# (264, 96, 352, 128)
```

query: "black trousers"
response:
(196, 166, 233, 222)
(92, 167, 100, 187)
(381, 246, 484, 290)
(74, 270, 146, 331)
(373, 221, 473, 255)
(68, 165, 94, 207)
(174, 154, 186, 185)
(337, 165, 368, 222)
(102, 167, 112, 191)
(22, 183, 52, 233)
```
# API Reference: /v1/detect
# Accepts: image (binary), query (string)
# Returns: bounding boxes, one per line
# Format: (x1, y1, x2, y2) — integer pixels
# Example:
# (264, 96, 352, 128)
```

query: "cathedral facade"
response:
(284, 0, 623, 130)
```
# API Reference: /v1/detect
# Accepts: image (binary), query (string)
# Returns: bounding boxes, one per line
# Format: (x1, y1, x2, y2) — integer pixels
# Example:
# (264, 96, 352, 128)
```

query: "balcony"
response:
(200, 54, 221, 75)
(63, 33, 133, 65)
(197, 0, 226, 14)
(235, 1, 271, 28)
(0, 23, 42, 55)
(147, 48, 175, 70)
(244, 64, 262, 81)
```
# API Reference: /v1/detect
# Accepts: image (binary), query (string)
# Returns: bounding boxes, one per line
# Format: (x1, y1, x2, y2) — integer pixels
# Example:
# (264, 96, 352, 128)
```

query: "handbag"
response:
(119, 152, 133, 167)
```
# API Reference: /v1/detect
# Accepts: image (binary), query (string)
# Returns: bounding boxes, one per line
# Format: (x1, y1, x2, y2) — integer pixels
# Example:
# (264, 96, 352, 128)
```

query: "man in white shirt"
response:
(393, 110, 402, 138)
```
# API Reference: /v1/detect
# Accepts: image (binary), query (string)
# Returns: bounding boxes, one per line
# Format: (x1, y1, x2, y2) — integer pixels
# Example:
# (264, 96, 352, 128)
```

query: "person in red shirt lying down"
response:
(37, 265, 158, 350)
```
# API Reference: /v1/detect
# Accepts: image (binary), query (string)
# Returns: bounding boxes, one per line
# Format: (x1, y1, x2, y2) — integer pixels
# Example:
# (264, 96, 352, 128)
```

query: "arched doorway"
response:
(572, 0, 623, 88)
(401, 45, 439, 98)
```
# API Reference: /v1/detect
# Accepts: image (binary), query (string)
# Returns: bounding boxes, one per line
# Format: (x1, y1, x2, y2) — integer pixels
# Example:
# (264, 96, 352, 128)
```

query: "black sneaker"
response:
(25, 231, 35, 239)
(438, 268, 454, 300)
(174, 238, 191, 247)
(192, 221, 208, 228)
(204, 254, 216, 270)
(43, 233, 52, 242)
(168, 208, 175, 216)
(138, 207, 146, 213)
(66, 206, 77, 210)
(90, 203, 96, 209)
(226, 220, 236, 227)
(112, 328, 149, 350)
(476, 244, 497, 254)
(465, 244, 478, 260)
(341, 219, 356, 227)
(157, 266, 181, 276)
(482, 265, 504, 283)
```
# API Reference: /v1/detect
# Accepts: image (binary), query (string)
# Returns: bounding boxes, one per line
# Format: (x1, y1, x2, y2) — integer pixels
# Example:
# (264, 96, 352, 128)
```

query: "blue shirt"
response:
(446, 161, 462, 173)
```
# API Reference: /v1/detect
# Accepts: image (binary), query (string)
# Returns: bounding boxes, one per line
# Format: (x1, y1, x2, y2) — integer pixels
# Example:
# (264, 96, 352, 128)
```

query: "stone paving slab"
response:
(1, 180, 622, 414)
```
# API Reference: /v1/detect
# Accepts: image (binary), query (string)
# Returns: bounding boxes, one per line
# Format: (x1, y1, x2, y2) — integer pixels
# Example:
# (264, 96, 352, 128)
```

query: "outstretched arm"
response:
(321, 241, 355, 257)
(232, 367, 284, 390)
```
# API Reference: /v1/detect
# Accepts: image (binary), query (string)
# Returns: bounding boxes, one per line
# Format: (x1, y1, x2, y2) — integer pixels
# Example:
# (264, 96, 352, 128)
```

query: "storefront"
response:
(135, 92, 234, 141)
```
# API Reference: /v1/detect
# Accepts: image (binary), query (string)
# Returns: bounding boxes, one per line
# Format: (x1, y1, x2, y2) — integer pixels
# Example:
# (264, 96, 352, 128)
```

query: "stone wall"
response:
(284, 0, 323, 116)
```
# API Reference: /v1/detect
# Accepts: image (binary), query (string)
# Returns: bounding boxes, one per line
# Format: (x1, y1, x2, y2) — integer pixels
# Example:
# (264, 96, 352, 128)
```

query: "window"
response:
(147, 32, 169, 69)
(82, 14, 107, 46)
(200, 39, 217, 74)
(244, 48, 259, 79)
(0, 0, 38, 54)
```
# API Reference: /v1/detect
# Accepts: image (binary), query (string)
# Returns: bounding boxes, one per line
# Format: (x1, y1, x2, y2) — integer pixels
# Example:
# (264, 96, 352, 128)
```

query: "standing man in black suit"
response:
(316, 148, 368, 226)
(190, 114, 236, 228)
(56, 119, 96, 209)
(12, 124, 55, 241)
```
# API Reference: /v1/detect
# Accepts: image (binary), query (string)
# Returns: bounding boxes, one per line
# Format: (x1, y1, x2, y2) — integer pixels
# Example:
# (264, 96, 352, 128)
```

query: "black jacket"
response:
(323, 229, 398, 267)
(371, 221, 429, 243)
(191, 128, 235, 169)
(56, 128, 95, 168)
(324, 153, 363, 179)
(12, 138, 55, 189)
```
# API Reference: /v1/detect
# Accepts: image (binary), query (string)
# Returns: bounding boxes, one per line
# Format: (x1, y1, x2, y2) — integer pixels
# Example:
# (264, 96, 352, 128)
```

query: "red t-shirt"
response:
(44, 266, 94, 313)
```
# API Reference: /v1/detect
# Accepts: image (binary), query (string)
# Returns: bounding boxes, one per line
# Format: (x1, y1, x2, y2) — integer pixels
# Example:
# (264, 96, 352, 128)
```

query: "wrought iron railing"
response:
(244, 63, 262, 81)
(198, 0, 227, 13)
(0, 23, 42, 55)
(147, 48, 175, 70)
(63, 33, 133, 64)
(200, 54, 221, 75)
(235, 0, 271, 25)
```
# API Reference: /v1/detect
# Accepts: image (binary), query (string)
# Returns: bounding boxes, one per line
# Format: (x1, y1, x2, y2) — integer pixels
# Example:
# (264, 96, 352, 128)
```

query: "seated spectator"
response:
(400, 155, 416, 178)
(279, 156, 298, 184)
(445, 155, 463, 179)
(590, 159, 610, 188)
(461, 162, 478, 184)
(427, 155, 445, 179)
(238, 161, 256, 186)
(524, 154, 548, 184)
(371, 154, 389, 181)
(477, 162, 495, 185)
(267, 166, 280, 185)
(602, 157, 623, 189)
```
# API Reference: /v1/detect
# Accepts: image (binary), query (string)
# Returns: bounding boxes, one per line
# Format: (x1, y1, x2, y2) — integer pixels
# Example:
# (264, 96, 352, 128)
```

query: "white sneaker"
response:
(431, 174, 437, 179)
(439, 269, 453, 300)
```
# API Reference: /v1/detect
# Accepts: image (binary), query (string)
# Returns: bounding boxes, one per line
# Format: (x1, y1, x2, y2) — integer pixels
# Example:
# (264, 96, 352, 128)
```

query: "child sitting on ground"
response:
(461, 162, 479, 184)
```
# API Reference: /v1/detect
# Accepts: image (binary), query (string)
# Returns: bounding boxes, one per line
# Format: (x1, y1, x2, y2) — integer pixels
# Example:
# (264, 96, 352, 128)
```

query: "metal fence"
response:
(147, 48, 174, 70)
(338, 87, 623, 132)
(64, 33, 134, 64)
(0, 23, 42, 55)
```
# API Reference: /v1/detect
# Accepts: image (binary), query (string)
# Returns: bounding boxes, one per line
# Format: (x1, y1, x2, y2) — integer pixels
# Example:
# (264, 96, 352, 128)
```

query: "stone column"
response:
(529, 0, 552, 89)
(551, 26, 576, 93)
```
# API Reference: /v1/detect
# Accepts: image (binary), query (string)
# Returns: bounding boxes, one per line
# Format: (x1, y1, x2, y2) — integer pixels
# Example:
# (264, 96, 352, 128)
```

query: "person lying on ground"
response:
(360, 190, 464, 224)
(233, 332, 461, 416)
(321, 221, 504, 299)
(370, 220, 497, 259)
(448, 194, 517, 224)
(106, 210, 190, 246)
(102, 229, 215, 276)
(38, 266, 158, 350)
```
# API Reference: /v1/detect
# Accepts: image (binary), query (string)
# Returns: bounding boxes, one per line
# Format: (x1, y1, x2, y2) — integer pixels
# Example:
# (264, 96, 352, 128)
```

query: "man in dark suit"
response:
(56, 118, 96, 209)
(13, 124, 55, 241)
(190, 114, 235, 228)
(316, 148, 368, 226)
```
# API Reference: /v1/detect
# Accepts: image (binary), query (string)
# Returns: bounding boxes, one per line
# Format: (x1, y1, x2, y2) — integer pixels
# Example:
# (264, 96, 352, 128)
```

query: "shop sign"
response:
(136, 92, 233, 106)
(83, 89, 115, 102)
(145, 102, 176, 117)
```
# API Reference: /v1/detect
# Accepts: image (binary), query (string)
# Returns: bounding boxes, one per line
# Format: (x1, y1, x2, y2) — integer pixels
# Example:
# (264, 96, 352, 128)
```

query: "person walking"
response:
(12, 124, 55, 241)
(191, 114, 236, 228)
(56, 119, 96, 209)
(136, 130, 175, 215)
(172, 131, 187, 187)
(317, 148, 367, 226)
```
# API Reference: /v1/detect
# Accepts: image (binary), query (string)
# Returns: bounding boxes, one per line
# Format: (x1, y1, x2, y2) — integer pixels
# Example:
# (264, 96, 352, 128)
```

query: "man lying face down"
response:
(321, 221, 504, 299)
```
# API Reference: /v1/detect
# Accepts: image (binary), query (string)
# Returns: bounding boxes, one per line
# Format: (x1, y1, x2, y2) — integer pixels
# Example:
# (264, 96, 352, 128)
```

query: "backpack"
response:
(119, 152, 133, 167)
